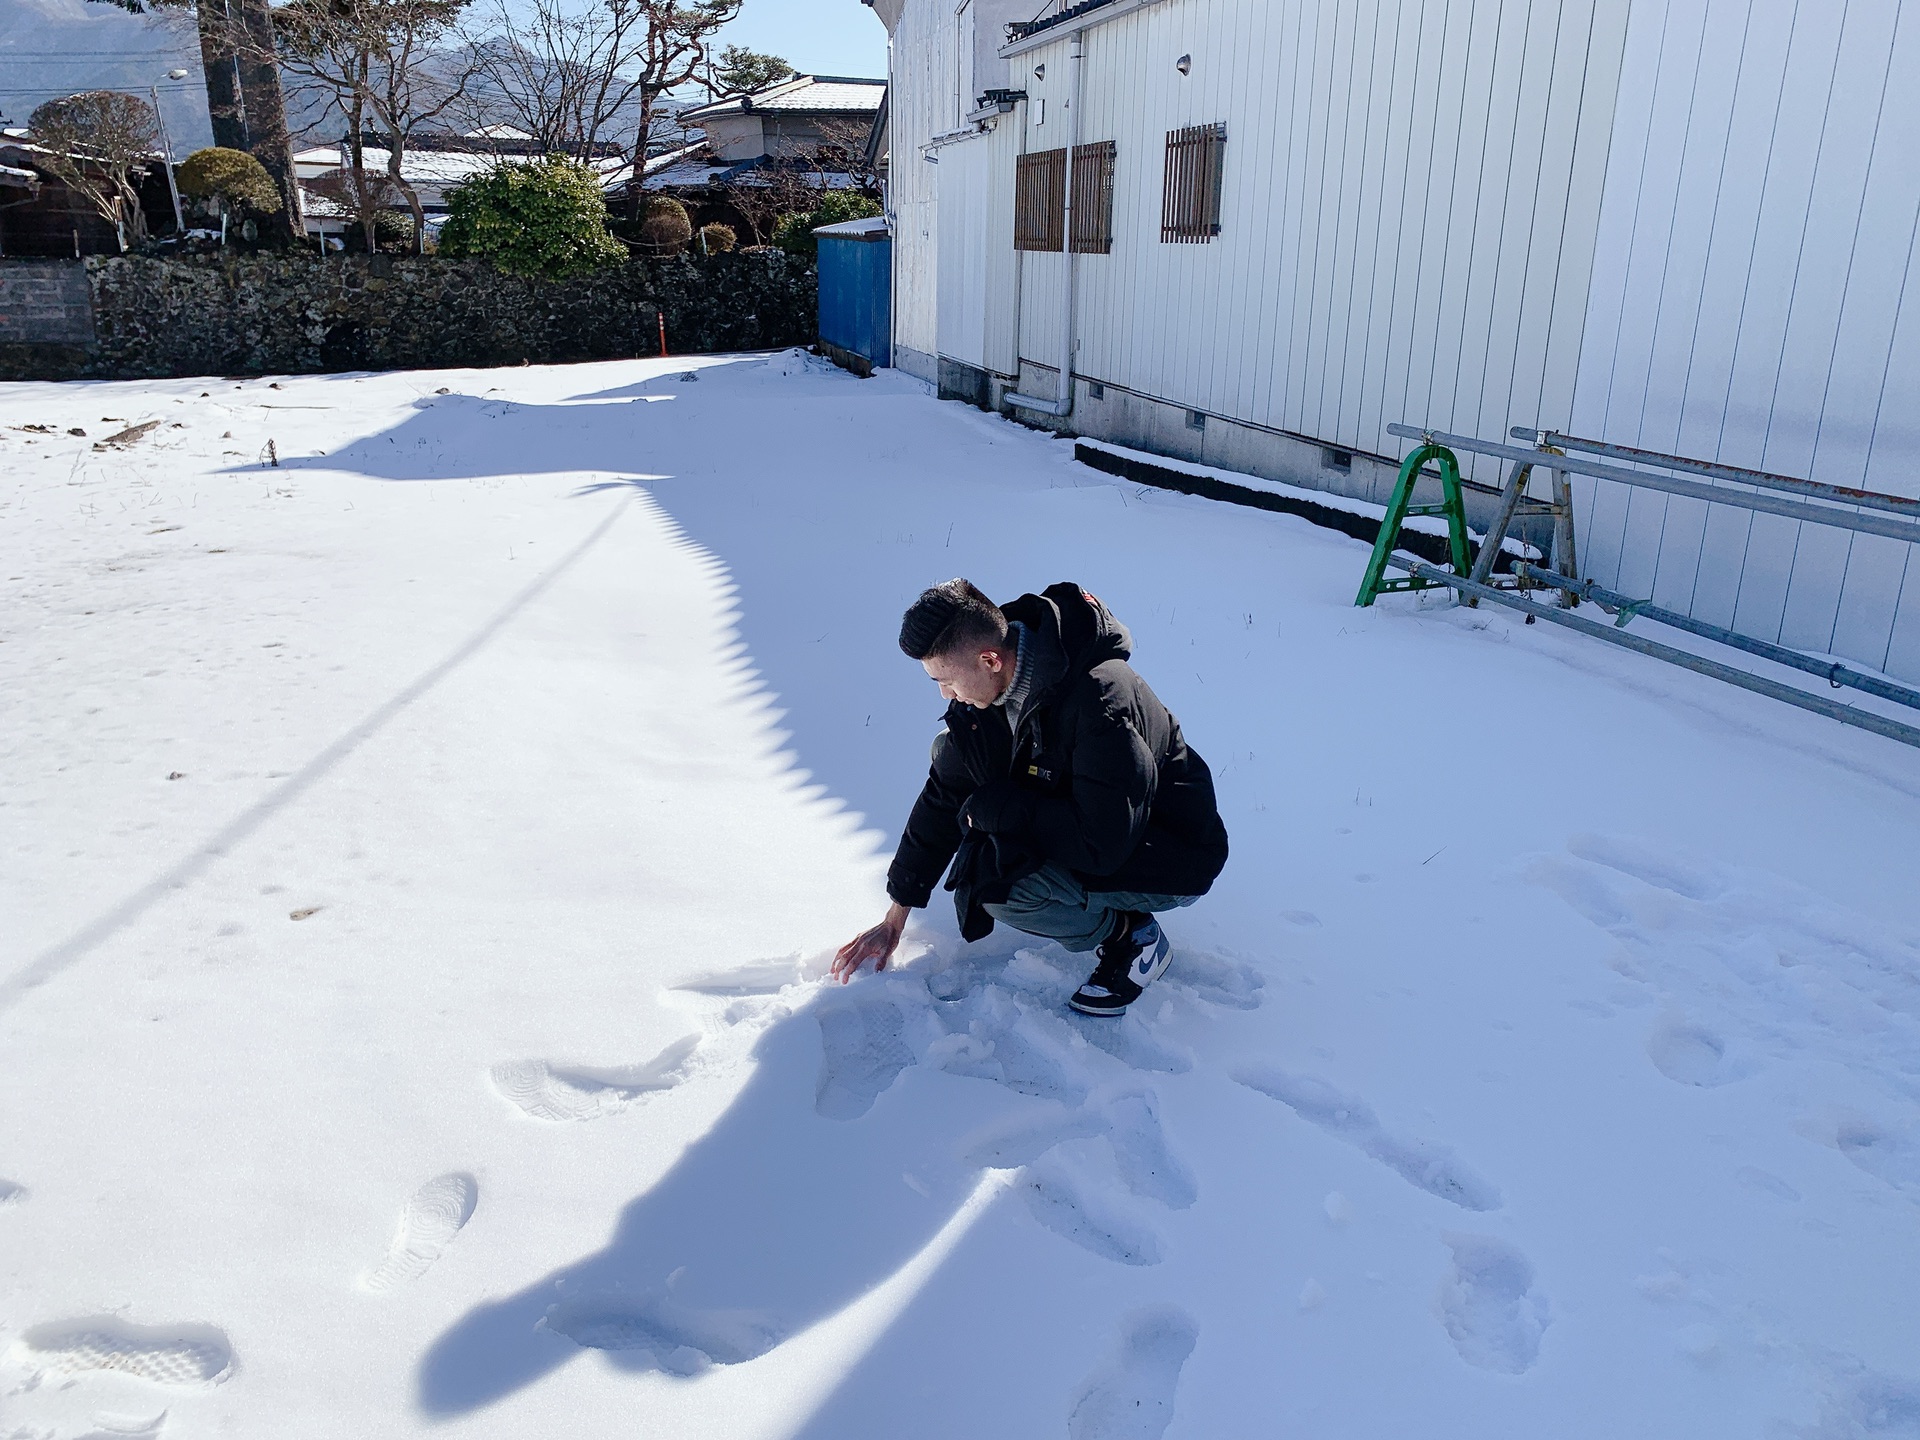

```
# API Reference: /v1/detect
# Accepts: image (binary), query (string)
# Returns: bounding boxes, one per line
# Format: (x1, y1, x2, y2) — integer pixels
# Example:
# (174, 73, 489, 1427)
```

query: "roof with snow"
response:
(679, 75, 885, 125)
(813, 215, 888, 238)
(635, 150, 865, 194)
(293, 146, 630, 203)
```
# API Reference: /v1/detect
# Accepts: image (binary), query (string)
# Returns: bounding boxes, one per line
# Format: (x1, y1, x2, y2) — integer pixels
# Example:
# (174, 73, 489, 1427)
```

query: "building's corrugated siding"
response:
(936, 120, 1022, 374)
(1569, 0, 1920, 681)
(885, 0, 953, 374)
(1010, 0, 1631, 481)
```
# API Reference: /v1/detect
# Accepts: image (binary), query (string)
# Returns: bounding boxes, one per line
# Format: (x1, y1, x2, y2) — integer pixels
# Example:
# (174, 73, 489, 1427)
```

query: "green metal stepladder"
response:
(1353, 440, 1473, 606)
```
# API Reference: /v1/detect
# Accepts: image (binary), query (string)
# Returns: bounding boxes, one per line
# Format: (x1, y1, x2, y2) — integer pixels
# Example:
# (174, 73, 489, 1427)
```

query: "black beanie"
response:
(899, 578, 997, 659)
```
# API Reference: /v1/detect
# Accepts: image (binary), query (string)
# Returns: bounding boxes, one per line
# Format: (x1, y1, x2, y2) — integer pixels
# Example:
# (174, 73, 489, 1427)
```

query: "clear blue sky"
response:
(723, 0, 888, 81)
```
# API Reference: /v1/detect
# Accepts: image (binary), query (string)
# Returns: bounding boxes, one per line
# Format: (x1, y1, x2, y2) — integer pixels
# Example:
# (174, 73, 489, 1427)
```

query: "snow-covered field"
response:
(4, 353, 1918, 1440)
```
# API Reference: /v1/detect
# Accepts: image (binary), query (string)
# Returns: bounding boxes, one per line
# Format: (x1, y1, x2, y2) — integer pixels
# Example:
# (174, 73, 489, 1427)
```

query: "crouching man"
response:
(833, 579, 1229, 1015)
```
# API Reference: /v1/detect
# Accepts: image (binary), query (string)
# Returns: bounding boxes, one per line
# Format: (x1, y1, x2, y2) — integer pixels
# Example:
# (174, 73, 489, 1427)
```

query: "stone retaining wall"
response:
(0, 251, 816, 380)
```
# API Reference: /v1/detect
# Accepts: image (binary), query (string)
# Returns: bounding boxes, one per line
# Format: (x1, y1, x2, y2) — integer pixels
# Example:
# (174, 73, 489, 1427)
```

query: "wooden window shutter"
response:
(1161, 123, 1227, 242)
(1015, 141, 1117, 253)
(1015, 148, 1065, 251)
(1070, 140, 1116, 254)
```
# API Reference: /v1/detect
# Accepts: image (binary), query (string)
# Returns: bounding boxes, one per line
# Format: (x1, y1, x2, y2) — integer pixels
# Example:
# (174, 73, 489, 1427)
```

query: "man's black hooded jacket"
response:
(886, 583, 1229, 939)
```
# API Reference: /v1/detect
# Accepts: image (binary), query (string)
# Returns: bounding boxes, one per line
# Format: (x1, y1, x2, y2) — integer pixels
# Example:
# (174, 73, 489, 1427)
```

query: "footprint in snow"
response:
(1735, 1165, 1802, 1203)
(1233, 1066, 1503, 1211)
(1798, 1361, 1920, 1438)
(1104, 1092, 1199, 1209)
(1531, 834, 1920, 1104)
(1832, 1116, 1920, 1196)
(71, 1411, 167, 1440)
(816, 938, 1247, 1123)
(0, 1178, 26, 1206)
(1069, 1305, 1199, 1440)
(1160, 947, 1265, 1009)
(1565, 833, 1725, 902)
(1024, 1157, 1163, 1266)
(968, 1091, 1195, 1264)
(361, 1173, 478, 1293)
(962, 1105, 1109, 1169)
(1436, 1233, 1550, 1374)
(815, 992, 925, 1121)
(492, 1035, 700, 1122)
(671, 955, 801, 996)
(13, 1316, 234, 1387)
(543, 1283, 781, 1375)
(1647, 1017, 1752, 1087)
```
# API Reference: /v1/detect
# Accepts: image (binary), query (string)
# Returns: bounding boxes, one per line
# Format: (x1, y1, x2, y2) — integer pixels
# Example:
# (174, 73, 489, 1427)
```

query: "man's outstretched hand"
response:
(833, 902, 910, 983)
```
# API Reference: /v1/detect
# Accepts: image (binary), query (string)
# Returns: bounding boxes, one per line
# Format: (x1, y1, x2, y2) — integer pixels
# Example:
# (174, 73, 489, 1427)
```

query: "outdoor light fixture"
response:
(1034, 63, 1045, 80)
(151, 72, 189, 234)
(1177, 54, 1192, 75)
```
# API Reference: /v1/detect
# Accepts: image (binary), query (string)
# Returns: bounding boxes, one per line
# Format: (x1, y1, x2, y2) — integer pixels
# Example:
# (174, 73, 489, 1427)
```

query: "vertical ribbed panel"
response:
(1570, 0, 1920, 681)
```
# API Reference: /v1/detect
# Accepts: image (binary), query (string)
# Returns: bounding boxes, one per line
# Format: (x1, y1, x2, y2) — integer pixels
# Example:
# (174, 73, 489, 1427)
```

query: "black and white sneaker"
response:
(1069, 912, 1172, 1016)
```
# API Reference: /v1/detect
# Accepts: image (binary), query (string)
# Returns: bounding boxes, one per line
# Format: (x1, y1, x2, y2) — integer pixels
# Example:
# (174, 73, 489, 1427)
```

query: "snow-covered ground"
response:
(4, 353, 1918, 1440)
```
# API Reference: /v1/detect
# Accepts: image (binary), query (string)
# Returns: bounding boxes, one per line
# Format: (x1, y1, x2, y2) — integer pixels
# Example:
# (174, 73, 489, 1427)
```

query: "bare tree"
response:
(458, 0, 739, 164)
(258, 0, 476, 253)
(304, 163, 406, 250)
(712, 116, 880, 246)
(813, 114, 882, 193)
(28, 91, 162, 252)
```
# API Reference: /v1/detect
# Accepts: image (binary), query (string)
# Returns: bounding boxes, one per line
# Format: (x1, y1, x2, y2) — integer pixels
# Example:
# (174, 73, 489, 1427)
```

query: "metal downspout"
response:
(882, 32, 900, 371)
(1005, 29, 1083, 418)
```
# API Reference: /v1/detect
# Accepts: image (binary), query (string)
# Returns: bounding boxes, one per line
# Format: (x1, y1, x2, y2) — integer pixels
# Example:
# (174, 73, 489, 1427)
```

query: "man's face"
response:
(923, 646, 1010, 709)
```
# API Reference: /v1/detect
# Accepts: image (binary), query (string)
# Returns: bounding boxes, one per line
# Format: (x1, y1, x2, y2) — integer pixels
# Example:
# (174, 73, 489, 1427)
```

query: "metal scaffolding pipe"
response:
(1384, 424, 1920, 547)
(1512, 427, 1920, 520)
(1384, 555, 1920, 752)
(1511, 563, 1920, 714)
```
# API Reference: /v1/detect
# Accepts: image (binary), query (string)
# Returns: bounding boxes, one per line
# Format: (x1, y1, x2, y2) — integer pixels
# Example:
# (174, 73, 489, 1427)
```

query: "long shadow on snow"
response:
(262, 351, 1119, 839)
(278, 356, 1121, 1413)
(416, 940, 1029, 1413)
(254, 358, 1226, 1415)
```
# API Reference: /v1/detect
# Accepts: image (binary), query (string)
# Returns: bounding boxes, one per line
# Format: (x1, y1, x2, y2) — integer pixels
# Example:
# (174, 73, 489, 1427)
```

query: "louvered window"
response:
(1014, 141, 1117, 253)
(1161, 123, 1227, 242)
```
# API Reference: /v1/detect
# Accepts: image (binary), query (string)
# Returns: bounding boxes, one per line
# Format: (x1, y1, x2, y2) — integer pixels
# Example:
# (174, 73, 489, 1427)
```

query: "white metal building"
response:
(864, 0, 1920, 683)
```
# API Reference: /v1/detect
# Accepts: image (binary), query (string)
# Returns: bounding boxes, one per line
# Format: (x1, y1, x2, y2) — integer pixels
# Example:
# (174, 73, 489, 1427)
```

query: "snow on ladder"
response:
(1353, 431, 1576, 607)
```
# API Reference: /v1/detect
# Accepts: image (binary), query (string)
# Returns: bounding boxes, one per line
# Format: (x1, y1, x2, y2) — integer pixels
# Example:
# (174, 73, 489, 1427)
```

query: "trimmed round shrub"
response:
(438, 155, 627, 280)
(638, 195, 692, 256)
(772, 190, 882, 259)
(697, 222, 737, 254)
(373, 208, 415, 251)
(177, 146, 281, 216)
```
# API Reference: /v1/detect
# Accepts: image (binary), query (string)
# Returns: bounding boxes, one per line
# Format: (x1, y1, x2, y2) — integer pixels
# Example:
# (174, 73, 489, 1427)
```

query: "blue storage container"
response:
(814, 216, 891, 374)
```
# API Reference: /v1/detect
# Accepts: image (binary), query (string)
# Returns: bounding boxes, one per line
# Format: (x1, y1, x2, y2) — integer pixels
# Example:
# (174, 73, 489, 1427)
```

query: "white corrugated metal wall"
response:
(1569, 0, 1920, 680)
(880, 0, 1920, 679)
(1010, 0, 1633, 482)
(935, 120, 1023, 374)
(883, 0, 956, 378)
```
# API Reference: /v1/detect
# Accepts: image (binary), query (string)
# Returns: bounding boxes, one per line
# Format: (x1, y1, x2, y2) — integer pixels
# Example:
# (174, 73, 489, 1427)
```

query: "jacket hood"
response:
(1002, 582, 1132, 684)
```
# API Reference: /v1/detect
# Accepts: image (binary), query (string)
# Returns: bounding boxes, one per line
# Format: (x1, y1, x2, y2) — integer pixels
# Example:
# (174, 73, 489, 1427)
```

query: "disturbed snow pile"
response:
(2, 354, 1918, 1440)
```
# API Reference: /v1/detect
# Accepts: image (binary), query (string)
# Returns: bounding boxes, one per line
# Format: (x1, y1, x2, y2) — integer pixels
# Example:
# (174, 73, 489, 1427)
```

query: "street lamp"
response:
(151, 68, 188, 235)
